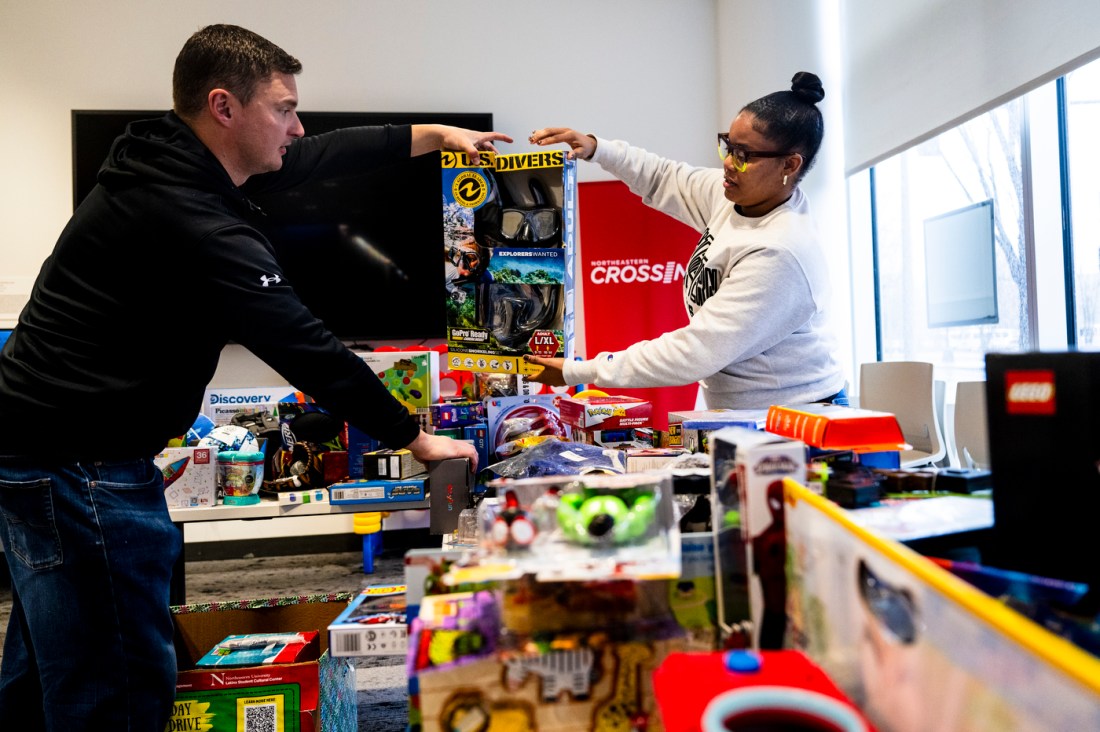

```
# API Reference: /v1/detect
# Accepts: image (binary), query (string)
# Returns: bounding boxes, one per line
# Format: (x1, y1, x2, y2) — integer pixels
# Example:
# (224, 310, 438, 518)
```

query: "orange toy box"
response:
(559, 394, 653, 432)
(765, 403, 908, 452)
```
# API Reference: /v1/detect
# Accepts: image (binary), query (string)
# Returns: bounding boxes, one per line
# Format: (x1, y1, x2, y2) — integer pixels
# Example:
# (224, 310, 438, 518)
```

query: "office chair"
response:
(952, 380, 989, 469)
(858, 361, 947, 468)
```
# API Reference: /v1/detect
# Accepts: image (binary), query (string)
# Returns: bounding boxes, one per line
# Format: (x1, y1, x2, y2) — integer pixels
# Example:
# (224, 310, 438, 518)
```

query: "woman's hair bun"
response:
(790, 71, 824, 104)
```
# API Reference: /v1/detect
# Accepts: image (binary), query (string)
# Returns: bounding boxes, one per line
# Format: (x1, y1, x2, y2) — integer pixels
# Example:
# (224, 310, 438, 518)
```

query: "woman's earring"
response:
(783, 174, 789, 186)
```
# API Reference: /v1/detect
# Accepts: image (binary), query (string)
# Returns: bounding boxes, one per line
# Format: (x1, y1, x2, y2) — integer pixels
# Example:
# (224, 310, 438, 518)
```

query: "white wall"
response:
(841, 0, 1100, 174)
(0, 0, 720, 287)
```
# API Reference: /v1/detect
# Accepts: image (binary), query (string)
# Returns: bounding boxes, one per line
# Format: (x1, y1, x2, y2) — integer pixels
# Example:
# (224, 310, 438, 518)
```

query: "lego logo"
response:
(1004, 370, 1055, 415)
(1006, 382, 1053, 403)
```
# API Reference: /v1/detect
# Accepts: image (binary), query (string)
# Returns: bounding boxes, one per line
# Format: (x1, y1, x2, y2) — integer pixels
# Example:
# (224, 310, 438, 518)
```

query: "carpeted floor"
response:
(0, 549, 409, 730)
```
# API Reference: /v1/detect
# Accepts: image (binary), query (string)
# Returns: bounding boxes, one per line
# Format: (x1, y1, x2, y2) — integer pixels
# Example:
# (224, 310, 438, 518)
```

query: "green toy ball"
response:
(579, 494, 629, 539)
(556, 489, 657, 545)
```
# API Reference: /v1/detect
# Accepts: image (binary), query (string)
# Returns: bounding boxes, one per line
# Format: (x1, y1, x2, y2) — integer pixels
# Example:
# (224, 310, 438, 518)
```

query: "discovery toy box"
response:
(442, 149, 576, 375)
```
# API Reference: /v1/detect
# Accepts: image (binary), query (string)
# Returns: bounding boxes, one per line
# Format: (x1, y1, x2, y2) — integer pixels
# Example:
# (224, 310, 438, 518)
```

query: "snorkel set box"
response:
(442, 149, 576, 375)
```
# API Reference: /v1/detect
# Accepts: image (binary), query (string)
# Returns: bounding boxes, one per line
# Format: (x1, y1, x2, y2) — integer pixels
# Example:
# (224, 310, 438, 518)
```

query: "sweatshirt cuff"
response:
(563, 357, 600, 389)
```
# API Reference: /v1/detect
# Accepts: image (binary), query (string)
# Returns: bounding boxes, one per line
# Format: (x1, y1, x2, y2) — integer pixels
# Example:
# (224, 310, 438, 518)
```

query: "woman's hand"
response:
(529, 128, 597, 161)
(405, 429, 479, 472)
(523, 355, 567, 386)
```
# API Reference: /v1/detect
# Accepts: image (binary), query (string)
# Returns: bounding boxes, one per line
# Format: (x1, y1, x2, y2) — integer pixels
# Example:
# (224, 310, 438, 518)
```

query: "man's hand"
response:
(405, 429, 479, 472)
(411, 124, 513, 165)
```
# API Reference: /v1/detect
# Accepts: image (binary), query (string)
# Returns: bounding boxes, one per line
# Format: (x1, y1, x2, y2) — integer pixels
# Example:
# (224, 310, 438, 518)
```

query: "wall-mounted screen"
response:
(923, 199, 998, 328)
(72, 110, 493, 343)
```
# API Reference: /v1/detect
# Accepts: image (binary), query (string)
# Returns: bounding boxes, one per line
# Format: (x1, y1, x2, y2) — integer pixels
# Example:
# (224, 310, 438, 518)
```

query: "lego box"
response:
(155, 446, 217, 508)
(442, 149, 576, 375)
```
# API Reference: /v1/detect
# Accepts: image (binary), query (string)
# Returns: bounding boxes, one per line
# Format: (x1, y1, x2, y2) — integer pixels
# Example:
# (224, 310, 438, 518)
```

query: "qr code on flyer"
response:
(241, 698, 280, 732)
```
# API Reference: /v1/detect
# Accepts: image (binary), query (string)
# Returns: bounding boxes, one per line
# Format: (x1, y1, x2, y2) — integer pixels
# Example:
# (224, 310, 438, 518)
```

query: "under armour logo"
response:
(260, 274, 282, 287)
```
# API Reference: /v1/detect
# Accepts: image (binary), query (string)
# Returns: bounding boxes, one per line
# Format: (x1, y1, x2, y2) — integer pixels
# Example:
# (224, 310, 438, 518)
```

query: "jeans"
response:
(0, 458, 182, 731)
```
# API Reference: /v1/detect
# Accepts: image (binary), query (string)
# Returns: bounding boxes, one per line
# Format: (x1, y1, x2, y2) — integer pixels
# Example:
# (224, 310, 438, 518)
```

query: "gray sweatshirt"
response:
(564, 137, 845, 409)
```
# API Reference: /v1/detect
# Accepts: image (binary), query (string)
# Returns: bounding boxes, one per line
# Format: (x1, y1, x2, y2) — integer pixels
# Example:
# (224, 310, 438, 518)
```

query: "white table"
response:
(169, 493, 429, 604)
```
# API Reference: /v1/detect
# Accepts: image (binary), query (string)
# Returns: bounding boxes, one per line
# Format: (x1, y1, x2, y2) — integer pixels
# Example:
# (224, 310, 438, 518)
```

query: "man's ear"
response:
(207, 89, 234, 127)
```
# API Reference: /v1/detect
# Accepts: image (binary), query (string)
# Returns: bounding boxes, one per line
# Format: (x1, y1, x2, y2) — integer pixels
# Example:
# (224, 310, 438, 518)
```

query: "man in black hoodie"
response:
(0, 24, 507, 730)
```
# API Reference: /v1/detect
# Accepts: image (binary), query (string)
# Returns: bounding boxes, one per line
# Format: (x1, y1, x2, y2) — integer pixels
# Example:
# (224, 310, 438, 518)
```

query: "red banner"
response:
(578, 181, 701, 430)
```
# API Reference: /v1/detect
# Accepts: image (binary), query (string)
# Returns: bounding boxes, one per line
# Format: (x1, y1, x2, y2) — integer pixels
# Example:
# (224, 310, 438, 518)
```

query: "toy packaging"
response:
(455, 472, 681, 583)
(428, 458, 473, 535)
(328, 584, 408, 657)
(155, 446, 217, 508)
(196, 631, 320, 668)
(201, 386, 309, 426)
(362, 448, 427, 480)
(667, 408, 769, 450)
(485, 394, 568, 460)
(170, 595, 356, 732)
(441, 149, 576, 376)
(765, 403, 907, 453)
(710, 427, 805, 649)
(558, 394, 653, 432)
(329, 478, 427, 506)
(356, 349, 440, 414)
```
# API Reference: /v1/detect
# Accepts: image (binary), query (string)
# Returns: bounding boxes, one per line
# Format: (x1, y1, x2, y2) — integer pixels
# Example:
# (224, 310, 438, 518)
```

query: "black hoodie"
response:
(0, 112, 420, 461)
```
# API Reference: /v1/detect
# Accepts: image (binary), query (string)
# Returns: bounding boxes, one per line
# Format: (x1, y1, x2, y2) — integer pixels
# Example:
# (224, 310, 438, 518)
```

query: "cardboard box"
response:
(362, 449, 426, 480)
(201, 387, 309, 426)
(765, 403, 907, 452)
(327, 584, 408, 657)
(667, 408, 769, 449)
(442, 150, 576, 375)
(155, 446, 217, 508)
(328, 478, 427, 505)
(357, 350, 440, 413)
(559, 394, 652, 431)
(428, 458, 472, 535)
(345, 424, 380, 480)
(710, 427, 805, 648)
(170, 595, 356, 732)
(430, 400, 486, 428)
(462, 422, 489, 471)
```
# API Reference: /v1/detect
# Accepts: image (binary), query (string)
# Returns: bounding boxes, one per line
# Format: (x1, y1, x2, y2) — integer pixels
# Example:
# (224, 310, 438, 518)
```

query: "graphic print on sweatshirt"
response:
(685, 227, 719, 316)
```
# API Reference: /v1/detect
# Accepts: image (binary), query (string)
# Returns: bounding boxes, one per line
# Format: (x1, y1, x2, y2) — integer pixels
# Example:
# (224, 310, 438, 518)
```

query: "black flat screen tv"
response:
(72, 110, 493, 343)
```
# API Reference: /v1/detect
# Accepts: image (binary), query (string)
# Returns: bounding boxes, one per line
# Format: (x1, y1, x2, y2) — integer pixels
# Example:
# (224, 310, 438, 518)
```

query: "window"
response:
(870, 98, 1028, 383)
(1064, 62, 1100, 350)
(856, 78, 1074, 386)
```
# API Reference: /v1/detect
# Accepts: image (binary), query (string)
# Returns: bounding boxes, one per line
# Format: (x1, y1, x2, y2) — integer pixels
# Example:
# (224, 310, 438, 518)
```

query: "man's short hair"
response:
(172, 24, 302, 119)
